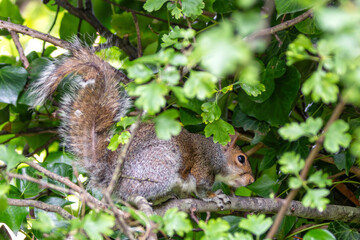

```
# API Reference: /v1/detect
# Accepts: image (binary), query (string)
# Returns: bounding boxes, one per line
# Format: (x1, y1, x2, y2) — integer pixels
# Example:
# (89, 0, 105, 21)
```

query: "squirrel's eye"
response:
(237, 155, 246, 164)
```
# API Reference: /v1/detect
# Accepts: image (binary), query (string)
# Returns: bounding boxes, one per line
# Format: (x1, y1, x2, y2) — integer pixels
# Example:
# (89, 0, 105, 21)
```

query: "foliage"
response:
(0, 0, 359, 239)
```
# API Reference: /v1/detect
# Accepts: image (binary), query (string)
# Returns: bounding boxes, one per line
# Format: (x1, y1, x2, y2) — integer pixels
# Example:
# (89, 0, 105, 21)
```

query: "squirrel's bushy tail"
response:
(29, 42, 130, 184)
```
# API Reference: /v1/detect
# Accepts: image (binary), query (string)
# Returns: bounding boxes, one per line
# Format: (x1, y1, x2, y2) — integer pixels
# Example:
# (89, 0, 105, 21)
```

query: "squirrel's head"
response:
(216, 133, 255, 188)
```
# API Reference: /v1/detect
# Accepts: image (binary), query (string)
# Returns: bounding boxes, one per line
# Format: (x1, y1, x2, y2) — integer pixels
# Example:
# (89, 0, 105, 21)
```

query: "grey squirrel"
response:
(29, 43, 254, 208)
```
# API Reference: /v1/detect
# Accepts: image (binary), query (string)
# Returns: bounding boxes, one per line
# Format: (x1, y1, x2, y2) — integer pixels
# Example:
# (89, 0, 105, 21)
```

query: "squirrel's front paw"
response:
(202, 189, 231, 210)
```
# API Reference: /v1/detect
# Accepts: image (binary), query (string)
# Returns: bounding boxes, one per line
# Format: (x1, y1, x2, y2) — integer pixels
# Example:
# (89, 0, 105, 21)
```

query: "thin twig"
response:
(9, 30, 29, 69)
(54, 0, 137, 59)
(131, 12, 142, 58)
(246, 9, 313, 41)
(7, 172, 75, 195)
(266, 98, 346, 239)
(245, 142, 265, 157)
(8, 198, 74, 219)
(0, 20, 70, 49)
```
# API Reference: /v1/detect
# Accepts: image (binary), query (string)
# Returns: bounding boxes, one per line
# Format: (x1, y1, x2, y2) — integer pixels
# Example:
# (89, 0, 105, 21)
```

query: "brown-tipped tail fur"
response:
(28, 43, 130, 185)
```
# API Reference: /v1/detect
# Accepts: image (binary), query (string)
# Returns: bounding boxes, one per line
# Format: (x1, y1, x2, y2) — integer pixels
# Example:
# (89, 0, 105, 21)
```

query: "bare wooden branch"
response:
(8, 198, 74, 220)
(246, 9, 313, 41)
(54, 0, 138, 59)
(9, 30, 29, 69)
(154, 196, 360, 223)
(266, 98, 346, 239)
(131, 12, 142, 58)
(0, 20, 70, 49)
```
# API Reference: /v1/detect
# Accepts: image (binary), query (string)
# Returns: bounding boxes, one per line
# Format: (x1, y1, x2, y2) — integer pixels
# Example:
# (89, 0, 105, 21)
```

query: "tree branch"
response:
(246, 9, 313, 41)
(54, 0, 138, 59)
(9, 30, 29, 69)
(8, 198, 74, 220)
(0, 20, 70, 49)
(154, 196, 360, 223)
(266, 98, 346, 239)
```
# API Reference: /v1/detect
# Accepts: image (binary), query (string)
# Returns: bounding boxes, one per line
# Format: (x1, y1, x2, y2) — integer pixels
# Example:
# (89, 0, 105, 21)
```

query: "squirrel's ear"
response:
(222, 132, 239, 152)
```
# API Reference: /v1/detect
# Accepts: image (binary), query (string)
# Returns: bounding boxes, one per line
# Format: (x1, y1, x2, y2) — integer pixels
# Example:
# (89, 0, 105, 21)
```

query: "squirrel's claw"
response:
(202, 189, 231, 210)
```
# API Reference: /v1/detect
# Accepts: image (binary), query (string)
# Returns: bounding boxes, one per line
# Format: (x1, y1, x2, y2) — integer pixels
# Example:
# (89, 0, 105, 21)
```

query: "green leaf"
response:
(302, 189, 330, 212)
(304, 229, 336, 240)
(0, 206, 28, 232)
(160, 66, 180, 85)
(83, 212, 115, 240)
(191, 22, 251, 76)
(247, 174, 278, 197)
(324, 120, 352, 153)
(184, 71, 217, 100)
(302, 71, 339, 104)
(279, 117, 323, 141)
(328, 221, 360, 240)
(201, 102, 221, 124)
(0, 145, 28, 171)
(182, 0, 205, 18)
(179, 108, 202, 126)
(275, 0, 314, 17)
(288, 177, 302, 189)
(199, 218, 230, 239)
(0, 0, 24, 24)
(333, 151, 356, 175)
(127, 63, 153, 84)
(154, 109, 182, 140)
(108, 131, 131, 151)
(16, 167, 42, 197)
(204, 119, 235, 145)
(239, 214, 273, 237)
(238, 64, 265, 97)
(279, 152, 305, 174)
(237, 66, 301, 126)
(0, 66, 28, 105)
(0, 105, 9, 124)
(167, 2, 183, 19)
(60, 13, 96, 43)
(31, 212, 55, 233)
(163, 208, 192, 237)
(133, 81, 169, 114)
(116, 116, 138, 129)
(307, 170, 332, 188)
(143, 0, 168, 12)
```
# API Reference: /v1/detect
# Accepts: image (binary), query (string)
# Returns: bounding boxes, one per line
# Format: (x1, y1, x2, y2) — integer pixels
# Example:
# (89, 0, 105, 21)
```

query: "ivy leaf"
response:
(0, 206, 29, 232)
(127, 63, 153, 84)
(154, 109, 182, 140)
(0, 145, 28, 171)
(184, 71, 217, 100)
(302, 71, 339, 104)
(201, 102, 221, 124)
(307, 170, 332, 188)
(163, 208, 192, 237)
(143, 0, 168, 12)
(204, 119, 235, 145)
(279, 152, 305, 174)
(0, 66, 28, 105)
(279, 117, 323, 141)
(275, 0, 315, 17)
(182, 0, 205, 18)
(247, 173, 278, 197)
(328, 221, 360, 240)
(237, 66, 301, 126)
(239, 214, 273, 237)
(304, 229, 336, 240)
(302, 189, 330, 212)
(133, 81, 169, 114)
(333, 151, 355, 175)
(324, 120, 352, 153)
(83, 212, 115, 240)
(238, 64, 265, 97)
